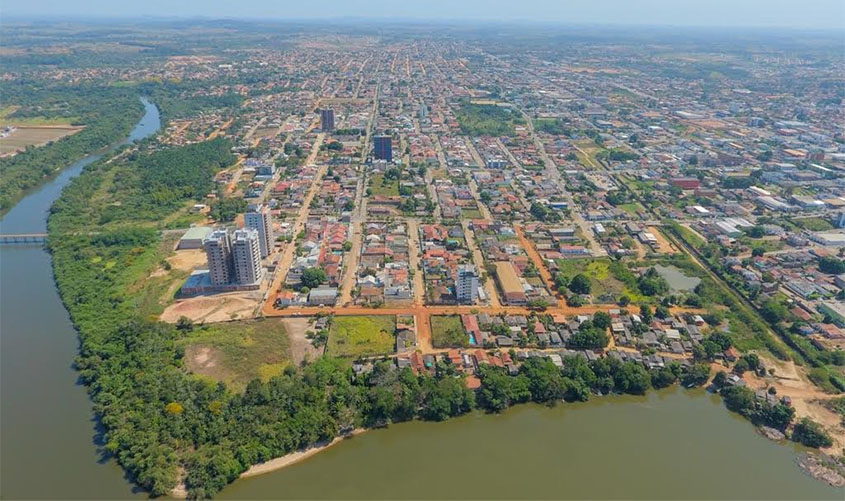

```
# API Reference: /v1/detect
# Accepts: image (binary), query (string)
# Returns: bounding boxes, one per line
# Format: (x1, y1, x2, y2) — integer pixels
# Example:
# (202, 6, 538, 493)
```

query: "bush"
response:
(791, 418, 833, 448)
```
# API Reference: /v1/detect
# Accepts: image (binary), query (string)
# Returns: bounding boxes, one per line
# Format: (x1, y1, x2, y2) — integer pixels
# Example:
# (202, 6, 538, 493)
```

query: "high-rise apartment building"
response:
(373, 135, 393, 162)
(456, 264, 480, 303)
(320, 108, 335, 131)
(231, 228, 263, 285)
(204, 230, 233, 285)
(244, 205, 274, 258)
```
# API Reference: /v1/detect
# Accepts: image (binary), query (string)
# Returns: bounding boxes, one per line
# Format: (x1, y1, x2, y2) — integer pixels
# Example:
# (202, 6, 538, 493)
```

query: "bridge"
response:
(0, 233, 48, 244)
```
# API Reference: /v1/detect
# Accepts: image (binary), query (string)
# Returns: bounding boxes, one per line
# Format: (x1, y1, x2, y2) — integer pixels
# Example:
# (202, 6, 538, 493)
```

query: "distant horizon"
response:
(4, 0, 845, 30)
(4, 14, 845, 33)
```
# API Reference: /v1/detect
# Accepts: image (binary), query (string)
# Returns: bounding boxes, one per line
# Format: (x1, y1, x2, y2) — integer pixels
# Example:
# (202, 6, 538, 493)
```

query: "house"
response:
(396, 329, 416, 353)
(308, 287, 338, 306)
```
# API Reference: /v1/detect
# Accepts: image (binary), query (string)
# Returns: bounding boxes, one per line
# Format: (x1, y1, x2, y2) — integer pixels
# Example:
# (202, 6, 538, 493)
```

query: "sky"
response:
(4, 0, 844, 29)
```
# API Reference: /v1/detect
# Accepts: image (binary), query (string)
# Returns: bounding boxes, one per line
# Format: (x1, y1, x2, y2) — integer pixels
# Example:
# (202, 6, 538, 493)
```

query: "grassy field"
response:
(554, 258, 643, 303)
(793, 217, 834, 232)
(461, 207, 484, 219)
(181, 318, 292, 391)
(368, 173, 399, 197)
(431, 315, 469, 348)
(618, 202, 645, 215)
(456, 102, 522, 137)
(327, 315, 396, 357)
(573, 139, 602, 169)
(0, 106, 80, 126)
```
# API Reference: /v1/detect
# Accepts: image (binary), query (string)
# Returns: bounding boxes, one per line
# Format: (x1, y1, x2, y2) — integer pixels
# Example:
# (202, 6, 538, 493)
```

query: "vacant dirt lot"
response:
(0, 126, 83, 155)
(282, 317, 324, 365)
(160, 291, 261, 323)
(184, 345, 229, 382)
(167, 249, 207, 271)
(648, 226, 679, 255)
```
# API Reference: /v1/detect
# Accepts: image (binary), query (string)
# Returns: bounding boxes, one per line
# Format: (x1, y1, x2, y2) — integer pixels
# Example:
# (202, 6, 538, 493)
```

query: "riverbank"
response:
(243, 429, 367, 478)
(170, 429, 367, 498)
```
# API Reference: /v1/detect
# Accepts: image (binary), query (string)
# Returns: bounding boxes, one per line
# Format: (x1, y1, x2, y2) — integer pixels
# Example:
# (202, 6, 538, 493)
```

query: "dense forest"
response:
(47, 137, 715, 498)
(0, 84, 145, 213)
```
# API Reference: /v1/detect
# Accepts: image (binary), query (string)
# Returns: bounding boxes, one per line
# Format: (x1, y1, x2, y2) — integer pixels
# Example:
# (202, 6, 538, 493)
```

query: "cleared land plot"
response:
(327, 315, 396, 357)
(182, 318, 291, 390)
(431, 315, 468, 348)
(648, 226, 678, 254)
(573, 139, 602, 169)
(284, 317, 325, 365)
(160, 291, 262, 324)
(0, 126, 83, 155)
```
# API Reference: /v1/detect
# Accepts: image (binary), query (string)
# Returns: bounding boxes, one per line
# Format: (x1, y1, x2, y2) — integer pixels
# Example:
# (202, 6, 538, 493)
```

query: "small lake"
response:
(655, 264, 701, 293)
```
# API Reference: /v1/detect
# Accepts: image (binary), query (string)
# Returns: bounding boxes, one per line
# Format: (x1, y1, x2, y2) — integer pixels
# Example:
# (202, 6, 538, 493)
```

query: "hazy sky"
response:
(5, 0, 845, 29)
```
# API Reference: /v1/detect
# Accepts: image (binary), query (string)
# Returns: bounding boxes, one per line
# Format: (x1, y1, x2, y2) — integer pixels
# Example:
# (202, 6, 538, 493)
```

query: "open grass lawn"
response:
(618, 202, 645, 215)
(328, 315, 396, 357)
(431, 315, 468, 348)
(181, 318, 292, 391)
(461, 207, 484, 219)
(368, 173, 400, 197)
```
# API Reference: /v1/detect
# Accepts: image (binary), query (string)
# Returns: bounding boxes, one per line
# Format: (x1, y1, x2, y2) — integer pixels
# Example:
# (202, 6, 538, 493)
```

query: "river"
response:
(221, 389, 838, 500)
(0, 98, 159, 499)
(0, 98, 839, 500)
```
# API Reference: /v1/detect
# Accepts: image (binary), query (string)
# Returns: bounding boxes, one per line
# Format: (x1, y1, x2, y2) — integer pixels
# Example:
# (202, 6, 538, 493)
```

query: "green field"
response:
(328, 315, 396, 357)
(461, 207, 484, 219)
(431, 315, 468, 348)
(618, 202, 645, 215)
(793, 217, 834, 232)
(181, 318, 292, 390)
(554, 258, 645, 303)
(456, 102, 522, 137)
(368, 173, 399, 197)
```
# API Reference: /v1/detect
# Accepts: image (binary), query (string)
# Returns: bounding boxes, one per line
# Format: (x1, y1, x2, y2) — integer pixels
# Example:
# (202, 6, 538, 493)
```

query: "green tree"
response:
(301, 267, 328, 288)
(569, 274, 592, 295)
(791, 418, 833, 448)
(592, 311, 612, 330)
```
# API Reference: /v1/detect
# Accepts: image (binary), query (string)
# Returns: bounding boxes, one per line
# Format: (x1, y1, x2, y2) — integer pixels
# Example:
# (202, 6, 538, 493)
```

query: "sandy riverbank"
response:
(241, 429, 367, 478)
(170, 429, 367, 498)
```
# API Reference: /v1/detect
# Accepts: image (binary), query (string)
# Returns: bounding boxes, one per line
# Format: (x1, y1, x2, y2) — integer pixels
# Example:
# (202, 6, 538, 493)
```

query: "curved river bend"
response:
(0, 98, 839, 500)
